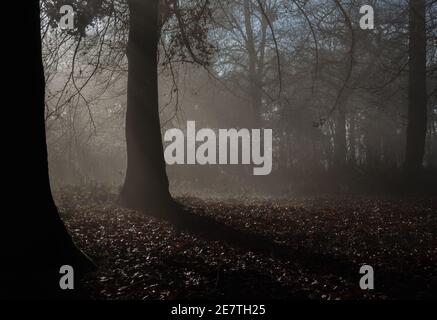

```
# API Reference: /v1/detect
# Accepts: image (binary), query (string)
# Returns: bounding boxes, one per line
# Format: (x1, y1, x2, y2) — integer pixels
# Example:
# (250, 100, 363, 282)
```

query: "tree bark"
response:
(119, 0, 173, 211)
(3, 1, 93, 299)
(405, 0, 427, 174)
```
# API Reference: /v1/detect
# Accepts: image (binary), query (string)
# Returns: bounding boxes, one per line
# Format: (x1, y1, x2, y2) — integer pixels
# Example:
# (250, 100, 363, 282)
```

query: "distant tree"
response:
(405, 0, 428, 174)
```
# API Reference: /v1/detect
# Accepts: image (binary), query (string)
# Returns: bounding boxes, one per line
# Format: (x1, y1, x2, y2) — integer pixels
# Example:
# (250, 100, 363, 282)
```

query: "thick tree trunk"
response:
(3, 1, 93, 298)
(405, 0, 427, 174)
(119, 0, 173, 211)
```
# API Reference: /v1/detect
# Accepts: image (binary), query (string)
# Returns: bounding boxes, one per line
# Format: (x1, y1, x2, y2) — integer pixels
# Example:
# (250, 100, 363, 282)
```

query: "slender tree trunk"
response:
(119, 0, 173, 211)
(405, 0, 427, 174)
(334, 105, 347, 169)
(348, 112, 356, 166)
(243, 0, 263, 126)
(3, 1, 93, 298)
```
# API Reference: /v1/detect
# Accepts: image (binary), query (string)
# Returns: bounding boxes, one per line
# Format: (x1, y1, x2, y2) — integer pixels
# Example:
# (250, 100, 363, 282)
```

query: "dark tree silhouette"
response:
(119, 0, 174, 211)
(2, 1, 93, 299)
(405, 0, 427, 175)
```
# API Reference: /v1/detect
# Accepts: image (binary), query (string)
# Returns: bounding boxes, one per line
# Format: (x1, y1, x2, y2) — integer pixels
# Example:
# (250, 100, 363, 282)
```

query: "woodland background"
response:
(3, 0, 436, 300)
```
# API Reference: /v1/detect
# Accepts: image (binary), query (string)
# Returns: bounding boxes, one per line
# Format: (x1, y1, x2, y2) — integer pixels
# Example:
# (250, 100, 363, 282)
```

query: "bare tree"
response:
(405, 0, 428, 174)
(119, 0, 173, 210)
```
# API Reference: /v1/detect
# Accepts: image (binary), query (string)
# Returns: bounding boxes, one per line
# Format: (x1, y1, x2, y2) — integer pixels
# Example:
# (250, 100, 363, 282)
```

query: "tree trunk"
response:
(348, 112, 357, 166)
(334, 105, 347, 169)
(243, 0, 263, 126)
(405, 0, 427, 174)
(3, 1, 93, 298)
(119, 0, 173, 211)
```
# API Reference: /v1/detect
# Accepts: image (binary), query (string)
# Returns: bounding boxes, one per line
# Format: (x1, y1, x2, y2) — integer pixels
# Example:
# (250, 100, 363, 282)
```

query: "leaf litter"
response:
(56, 190, 437, 300)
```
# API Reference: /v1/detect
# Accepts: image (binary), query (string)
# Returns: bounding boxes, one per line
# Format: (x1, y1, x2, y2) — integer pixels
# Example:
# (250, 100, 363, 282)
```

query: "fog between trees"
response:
(42, 0, 437, 196)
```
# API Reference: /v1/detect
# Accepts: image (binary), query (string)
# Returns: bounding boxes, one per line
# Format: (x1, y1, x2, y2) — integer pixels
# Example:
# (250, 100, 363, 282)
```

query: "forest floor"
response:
(56, 189, 437, 300)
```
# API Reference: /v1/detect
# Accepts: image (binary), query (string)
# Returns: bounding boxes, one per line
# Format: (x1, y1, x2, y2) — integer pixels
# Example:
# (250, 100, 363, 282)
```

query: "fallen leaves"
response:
(55, 188, 437, 300)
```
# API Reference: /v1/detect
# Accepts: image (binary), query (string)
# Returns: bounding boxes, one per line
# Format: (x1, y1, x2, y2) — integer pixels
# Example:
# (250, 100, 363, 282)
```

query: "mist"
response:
(4, 0, 436, 301)
(43, 0, 437, 200)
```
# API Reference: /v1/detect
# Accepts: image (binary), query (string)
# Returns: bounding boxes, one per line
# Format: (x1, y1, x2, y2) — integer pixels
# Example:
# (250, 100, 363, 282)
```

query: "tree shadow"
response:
(144, 202, 357, 279)
(149, 253, 304, 299)
(141, 201, 436, 299)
